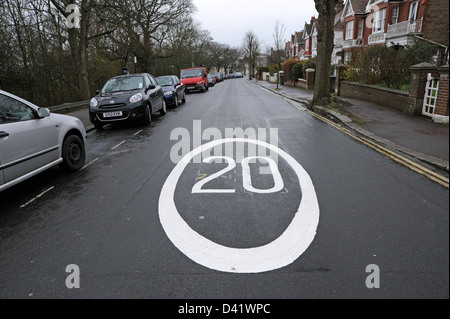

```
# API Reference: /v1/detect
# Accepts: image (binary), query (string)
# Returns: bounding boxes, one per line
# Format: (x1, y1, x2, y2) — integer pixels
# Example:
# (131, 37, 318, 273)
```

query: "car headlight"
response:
(90, 98, 98, 109)
(197, 81, 203, 85)
(164, 91, 174, 96)
(129, 93, 143, 103)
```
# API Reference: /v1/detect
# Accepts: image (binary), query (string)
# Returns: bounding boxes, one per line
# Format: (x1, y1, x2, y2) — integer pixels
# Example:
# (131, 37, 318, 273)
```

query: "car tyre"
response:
(143, 104, 152, 126)
(94, 123, 103, 131)
(181, 92, 186, 104)
(160, 100, 167, 115)
(59, 135, 86, 172)
(174, 94, 179, 108)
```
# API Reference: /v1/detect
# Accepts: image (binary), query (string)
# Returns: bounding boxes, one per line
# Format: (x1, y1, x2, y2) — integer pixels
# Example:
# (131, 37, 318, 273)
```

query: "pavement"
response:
(252, 79, 449, 173)
(57, 81, 449, 173)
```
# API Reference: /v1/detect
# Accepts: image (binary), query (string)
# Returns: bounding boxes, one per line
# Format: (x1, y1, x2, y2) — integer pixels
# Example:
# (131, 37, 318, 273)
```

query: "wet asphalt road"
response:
(0, 78, 448, 299)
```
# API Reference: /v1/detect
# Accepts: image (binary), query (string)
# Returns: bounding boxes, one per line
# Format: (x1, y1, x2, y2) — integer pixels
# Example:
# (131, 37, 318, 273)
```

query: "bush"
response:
(269, 64, 280, 76)
(302, 58, 316, 76)
(349, 42, 439, 90)
(282, 58, 298, 82)
(292, 62, 305, 80)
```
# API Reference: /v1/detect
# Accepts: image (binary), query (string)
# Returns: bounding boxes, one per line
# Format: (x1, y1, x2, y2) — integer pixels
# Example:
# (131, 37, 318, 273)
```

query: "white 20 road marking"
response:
(158, 138, 320, 273)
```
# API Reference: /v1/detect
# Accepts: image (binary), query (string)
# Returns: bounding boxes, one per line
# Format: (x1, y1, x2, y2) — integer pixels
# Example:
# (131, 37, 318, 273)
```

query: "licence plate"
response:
(103, 111, 123, 118)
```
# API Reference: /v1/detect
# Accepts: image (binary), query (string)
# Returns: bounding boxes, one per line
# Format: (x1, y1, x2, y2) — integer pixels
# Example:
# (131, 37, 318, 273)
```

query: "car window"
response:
(0, 94, 37, 124)
(149, 75, 158, 86)
(156, 77, 173, 87)
(101, 76, 144, 93)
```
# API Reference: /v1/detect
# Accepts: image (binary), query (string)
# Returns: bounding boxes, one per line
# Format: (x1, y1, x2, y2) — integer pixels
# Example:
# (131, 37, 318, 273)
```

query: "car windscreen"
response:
(180, 69, 203, 79)
(156, 77, 173, 87)
(101, 76, 144, 93)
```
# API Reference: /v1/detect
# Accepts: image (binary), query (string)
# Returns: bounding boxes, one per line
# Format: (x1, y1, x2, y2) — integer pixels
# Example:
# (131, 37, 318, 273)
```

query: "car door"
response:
(0, 93, 59, 184)
(174, 76, 184, 98)
(146, 75, 162, 112)
(150, 75, 164, 110)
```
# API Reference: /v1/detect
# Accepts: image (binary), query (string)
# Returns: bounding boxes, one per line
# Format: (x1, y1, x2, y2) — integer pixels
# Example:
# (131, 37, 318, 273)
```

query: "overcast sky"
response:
(192, 0, 318, 49)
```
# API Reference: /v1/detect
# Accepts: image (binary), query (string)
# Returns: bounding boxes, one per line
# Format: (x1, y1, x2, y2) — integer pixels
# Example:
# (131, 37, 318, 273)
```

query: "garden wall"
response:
(340, 82, 409, 112)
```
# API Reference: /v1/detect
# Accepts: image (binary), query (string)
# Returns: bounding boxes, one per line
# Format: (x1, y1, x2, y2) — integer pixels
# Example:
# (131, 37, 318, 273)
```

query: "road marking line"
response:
(20, 186, 55, 208)
(111, 140, 126, 150)
(134, 130, 143, 136)
(81, 158, 99, 170)
(159, 138, 320, 273)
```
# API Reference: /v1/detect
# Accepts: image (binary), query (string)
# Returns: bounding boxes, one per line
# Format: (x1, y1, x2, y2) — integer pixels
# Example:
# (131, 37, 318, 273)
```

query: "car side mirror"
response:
(38, 108, 51, 118)
(147, 84, 156, 90)
(96, 90, 100, 95)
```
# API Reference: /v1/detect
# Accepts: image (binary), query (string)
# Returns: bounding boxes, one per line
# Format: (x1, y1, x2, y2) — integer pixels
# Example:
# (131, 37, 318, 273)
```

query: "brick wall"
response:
(435, 65, 449, 116)
(340, 82, 410, 112)
(422, 0, 450, 47)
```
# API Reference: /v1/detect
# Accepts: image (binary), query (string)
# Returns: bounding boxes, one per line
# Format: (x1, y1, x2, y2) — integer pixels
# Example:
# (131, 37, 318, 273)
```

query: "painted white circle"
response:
(158, 138, 320, 273)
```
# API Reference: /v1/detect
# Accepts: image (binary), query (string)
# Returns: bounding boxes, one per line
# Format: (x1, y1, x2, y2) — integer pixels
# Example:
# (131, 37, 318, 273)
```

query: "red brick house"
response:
(340, 0, 447, 62)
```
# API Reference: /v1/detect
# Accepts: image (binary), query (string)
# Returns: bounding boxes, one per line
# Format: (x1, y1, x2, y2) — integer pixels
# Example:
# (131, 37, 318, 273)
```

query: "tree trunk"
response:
(313, 0, 339, 105)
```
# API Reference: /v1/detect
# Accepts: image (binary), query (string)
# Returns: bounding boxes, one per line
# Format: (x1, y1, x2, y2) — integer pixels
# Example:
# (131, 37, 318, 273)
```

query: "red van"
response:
(180, 67, 209, 93)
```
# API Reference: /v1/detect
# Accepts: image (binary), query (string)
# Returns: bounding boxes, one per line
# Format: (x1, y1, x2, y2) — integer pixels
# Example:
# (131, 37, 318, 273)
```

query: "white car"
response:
(0, 90, 86, 192)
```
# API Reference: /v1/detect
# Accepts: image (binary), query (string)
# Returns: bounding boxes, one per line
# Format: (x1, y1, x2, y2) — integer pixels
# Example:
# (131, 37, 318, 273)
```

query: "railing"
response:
(49, 100, 89, 113)
(343, 38, 364, 49)
(387, 19, 423, 38)
(368, 32, 386, 45)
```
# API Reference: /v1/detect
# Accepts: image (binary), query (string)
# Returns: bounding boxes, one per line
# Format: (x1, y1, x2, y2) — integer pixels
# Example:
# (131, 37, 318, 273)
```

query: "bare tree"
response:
(242, 30, 260, 80)
(312, 0, 340, 106)
(272, 20, 286, 88)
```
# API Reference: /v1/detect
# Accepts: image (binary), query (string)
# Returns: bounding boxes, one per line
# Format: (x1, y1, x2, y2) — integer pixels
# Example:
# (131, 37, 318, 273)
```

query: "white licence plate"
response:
(103, 111, 123, 118)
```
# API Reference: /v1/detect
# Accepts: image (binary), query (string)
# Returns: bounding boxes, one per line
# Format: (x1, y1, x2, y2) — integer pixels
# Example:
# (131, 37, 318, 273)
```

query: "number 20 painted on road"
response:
(159, 138, 320, 273)
(192, 156, 284, 194)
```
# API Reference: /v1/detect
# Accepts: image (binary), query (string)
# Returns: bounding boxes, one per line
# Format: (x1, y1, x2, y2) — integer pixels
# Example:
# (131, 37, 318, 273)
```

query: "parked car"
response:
(0, 90, 86, 192)
(236, 72, 243, 78)
(180, 67, 208, 93)
(213, 72, 223, 83)
(155, 75, 186, 108)
(89, 73, 166, 130)
(207, 74, 216, 87)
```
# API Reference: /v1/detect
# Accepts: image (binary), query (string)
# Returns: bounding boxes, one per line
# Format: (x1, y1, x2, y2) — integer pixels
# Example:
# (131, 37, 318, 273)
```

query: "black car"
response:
(89, 73, 166, 130)
(155, 75, 186, 108)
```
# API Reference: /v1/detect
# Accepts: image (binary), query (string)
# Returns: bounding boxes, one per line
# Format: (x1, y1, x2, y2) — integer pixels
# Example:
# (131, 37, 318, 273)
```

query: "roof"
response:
(350, 0, 369, 14)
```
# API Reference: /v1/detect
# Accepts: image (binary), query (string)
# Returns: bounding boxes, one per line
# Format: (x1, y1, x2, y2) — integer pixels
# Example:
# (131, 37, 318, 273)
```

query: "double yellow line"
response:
(309, 111, 449, 188)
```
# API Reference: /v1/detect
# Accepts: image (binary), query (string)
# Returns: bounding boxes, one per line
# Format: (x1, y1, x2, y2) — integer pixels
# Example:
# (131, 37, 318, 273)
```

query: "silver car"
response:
(0, 90, 86, 192)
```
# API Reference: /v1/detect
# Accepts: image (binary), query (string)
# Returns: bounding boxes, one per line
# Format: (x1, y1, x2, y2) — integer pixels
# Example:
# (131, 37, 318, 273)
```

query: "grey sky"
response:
(192, 0, 318, 49)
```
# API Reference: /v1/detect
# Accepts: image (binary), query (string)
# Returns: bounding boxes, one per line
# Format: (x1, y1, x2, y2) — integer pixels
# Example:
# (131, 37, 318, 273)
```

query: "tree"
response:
(242, 31, 260, 80)
(271, 21, 286, 88)
(312, 0, 340, 106)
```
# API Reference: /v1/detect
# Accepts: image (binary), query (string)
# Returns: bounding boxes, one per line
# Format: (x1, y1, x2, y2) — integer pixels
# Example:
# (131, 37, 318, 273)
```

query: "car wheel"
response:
(181, 92, 186, 104)
(174, 94, 179, 108)
(143, 104, 152, 126)
(160, 100, 167, 115)
(59, 135, 86, 172)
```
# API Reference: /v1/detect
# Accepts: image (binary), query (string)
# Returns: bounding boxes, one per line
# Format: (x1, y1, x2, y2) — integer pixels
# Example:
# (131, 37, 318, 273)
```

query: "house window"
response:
(305, 38, 309, 51)
(391, 6, 399, 24)
(358, 19, 364, 38)
(345, 20, 354, 40)
(372, 8, 386, 33)
(409, 1, 419, 21)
